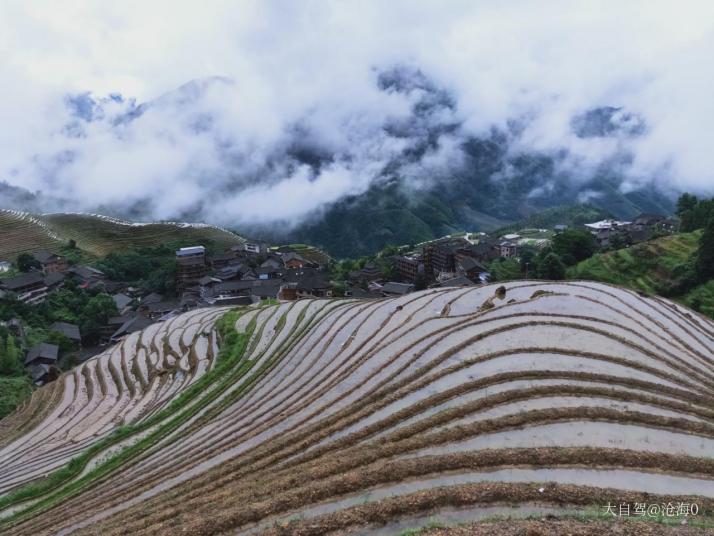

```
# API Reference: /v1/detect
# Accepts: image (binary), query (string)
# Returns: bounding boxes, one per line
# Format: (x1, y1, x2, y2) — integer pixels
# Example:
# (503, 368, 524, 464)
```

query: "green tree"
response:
(0, 335, 21, 376)
(695, 217, 714, 283)
(609, 232, 626, 250)
(677, 193, 699, 216)
(488, 258, 521, 282)
(518, 246, 538, 277)
(551, 229, 598, 265)
(537, 253, 567, 280)
(79, 294, 118, 345)
(16, 253, 40, 273)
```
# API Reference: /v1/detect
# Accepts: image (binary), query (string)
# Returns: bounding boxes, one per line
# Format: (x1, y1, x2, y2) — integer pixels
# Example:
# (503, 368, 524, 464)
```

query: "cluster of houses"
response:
(0, 243, 333, 385)
(0, 212, 676, 384)
(354, 212, 676, 296)
(0, 317, 82, 385)
(0, 251, 110, 306)
(176, 242, 332, 306)
(582, 213, 676, 248)
(341, 234, 502, 298)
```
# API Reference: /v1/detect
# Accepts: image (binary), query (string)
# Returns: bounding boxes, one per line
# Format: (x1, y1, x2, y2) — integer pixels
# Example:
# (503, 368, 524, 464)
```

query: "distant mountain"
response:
(1, 70, 677, 258)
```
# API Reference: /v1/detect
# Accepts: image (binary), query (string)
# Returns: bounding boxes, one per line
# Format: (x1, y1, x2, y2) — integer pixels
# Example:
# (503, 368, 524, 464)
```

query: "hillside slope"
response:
(568, 232, 700, 293)
(1, 283, 713, 534)
(0, 210, 244, 259)
(568, 231, 714, 318)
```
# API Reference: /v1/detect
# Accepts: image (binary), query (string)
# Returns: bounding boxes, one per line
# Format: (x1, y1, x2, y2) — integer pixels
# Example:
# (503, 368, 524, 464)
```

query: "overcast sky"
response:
(0, 0, 713, 224)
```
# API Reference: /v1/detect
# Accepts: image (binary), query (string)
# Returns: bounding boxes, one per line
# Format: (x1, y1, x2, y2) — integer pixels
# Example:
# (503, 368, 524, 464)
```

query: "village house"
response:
(198, 276, 222, 298)
(43, 271, 66, 291)
(432, 275, 475, 288)
(141, 292, 164, 305)
(110, 314, 155, 342)
(456, 257, 489, 282)
(294, 276, 332, 298)
(231, 241, 269, 258)
(498, 240, 519, 259)
(33, 251, 68, 274)
(396, 255, 423, 282)
(0, 272, 48, 304)
(101, 313, 134, 341)
(176, 246, 208, 291)
(25, 342, 60, 383)
(456, 239, 499, 264)
(584, 220, 631, 247)
(214, 264, 245, 282)
(280, 252, 310, 270)
(356, 262, 382, 282)
(208, 252, 237, 270)
(50, 322, 82, 346)
(141, 300, 181, 320)
(423, 237, 471, 278)
(381, 282, 415, 297)
(28, 363, 53, 385)
(251, 281, 283, 300)
(112, 293, 133, 314)
(69, 265, 107, 289)
(278, 282, 298, 300)
(256, 266, 284, 280)
(344, 286, 382, 299)
(632, 213, 676, 233)
(180, 290, 201, 310)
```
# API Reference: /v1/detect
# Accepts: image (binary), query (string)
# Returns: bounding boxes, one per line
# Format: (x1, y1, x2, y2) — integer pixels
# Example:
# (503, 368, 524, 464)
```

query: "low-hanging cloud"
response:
(0, 0, 713, 227)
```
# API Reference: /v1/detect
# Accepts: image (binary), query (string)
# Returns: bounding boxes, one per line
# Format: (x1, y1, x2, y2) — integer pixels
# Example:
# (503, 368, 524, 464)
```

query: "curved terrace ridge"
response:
(0, 282, 713, 534)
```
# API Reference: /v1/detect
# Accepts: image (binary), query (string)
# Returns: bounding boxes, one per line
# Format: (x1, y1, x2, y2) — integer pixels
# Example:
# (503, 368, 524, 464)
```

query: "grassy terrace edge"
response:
(0, 306, 257, 524)
(393, 509, 714, 536)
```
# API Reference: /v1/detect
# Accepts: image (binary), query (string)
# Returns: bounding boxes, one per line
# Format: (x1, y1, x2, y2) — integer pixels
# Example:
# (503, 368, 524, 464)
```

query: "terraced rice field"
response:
(1, 282, 714, 534)
(0, 211, 64, 258)
(0, 210, 243, 258)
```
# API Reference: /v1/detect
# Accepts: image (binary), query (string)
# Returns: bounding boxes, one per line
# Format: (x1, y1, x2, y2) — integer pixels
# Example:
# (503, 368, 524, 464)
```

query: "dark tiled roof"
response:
(0, 272, 45, 291)
(250, 282, 282, 298)
(112, 293, 133, 310)
(33, 250, 60, 264)
(25, 343, 59, 365)
(148, 301, 180, 312)
(214, 280, 254, 293)
(381, 282, 414, 295)
(434, 276, 475, 287)
(50, 321, 81, 341)
(209, 252, 237, 261)
(142, 292, 163, 304)
(29, 363, 50, 382)
(44, 272, 66, 286)
(112, 315, 154, 340)
(295, 275, 331, 291)
(70, 265, 106, 280)
(281, 252, 307, 263)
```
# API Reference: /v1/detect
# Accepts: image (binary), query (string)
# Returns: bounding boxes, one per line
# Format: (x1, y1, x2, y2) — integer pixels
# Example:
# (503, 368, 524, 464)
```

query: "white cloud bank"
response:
(0, 0, 713, 225)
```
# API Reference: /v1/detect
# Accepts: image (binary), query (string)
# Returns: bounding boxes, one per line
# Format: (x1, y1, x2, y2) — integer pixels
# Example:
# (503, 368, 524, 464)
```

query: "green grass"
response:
(0, 210, 243, 259)
(682, 280, 714, 319)
(567, 232, 700, 293)
(567, 231, 714, 318)
(0, 375, 33, 420)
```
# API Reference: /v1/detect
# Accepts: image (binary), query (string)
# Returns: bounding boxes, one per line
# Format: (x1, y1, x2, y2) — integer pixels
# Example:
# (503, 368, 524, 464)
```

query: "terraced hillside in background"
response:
(0, 210, 244, 258)
(1, 283, 714, 534)
(567, 231, 702, 294)
(568, 231, 714, 318)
